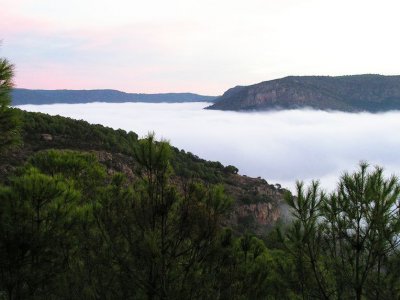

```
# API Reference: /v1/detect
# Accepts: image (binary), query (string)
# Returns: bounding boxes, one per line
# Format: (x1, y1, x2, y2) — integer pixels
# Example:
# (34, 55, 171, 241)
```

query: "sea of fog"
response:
(17, 102, 400, 192)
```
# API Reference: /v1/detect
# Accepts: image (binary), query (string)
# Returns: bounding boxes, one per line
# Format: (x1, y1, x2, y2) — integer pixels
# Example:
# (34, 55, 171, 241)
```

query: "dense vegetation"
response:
(1, 56, 400, 299)
(0, 57, 20, 151)
(284, 168, 400, 299)
(12, 89, 216, 105)
(18, 109, 240, 186)
(10, 109, 285, 237)
(0, 138, 293, 299)
(208, 74, 400, 112)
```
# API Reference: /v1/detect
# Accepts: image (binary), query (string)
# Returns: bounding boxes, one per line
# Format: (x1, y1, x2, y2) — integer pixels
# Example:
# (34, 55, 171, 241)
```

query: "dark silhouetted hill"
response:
(207, 75, 400, 112)
(12, 89, 216, 105)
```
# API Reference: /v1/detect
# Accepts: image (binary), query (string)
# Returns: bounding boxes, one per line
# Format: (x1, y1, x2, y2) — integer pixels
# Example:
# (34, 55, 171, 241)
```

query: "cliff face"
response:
(207, 75, 400, 112)
(93, 150, 287, 234)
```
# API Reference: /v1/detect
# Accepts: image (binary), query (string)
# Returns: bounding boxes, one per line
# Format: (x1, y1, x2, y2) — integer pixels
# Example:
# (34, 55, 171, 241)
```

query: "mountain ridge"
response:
(12, 88, 217, 105)
(207, 74, 400, 112)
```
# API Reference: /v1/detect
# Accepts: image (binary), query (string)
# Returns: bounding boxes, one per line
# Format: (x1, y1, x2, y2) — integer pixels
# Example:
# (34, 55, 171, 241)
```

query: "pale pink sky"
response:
(1, 0, 400, 94)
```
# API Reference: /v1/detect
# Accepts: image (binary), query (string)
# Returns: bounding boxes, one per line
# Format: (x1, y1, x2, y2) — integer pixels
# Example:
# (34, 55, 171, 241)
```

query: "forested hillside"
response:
(1, 109, 295, 299)
(1, 56, 400, 299)
(0, 111, 399, 299)
(1, 110, 287, 235)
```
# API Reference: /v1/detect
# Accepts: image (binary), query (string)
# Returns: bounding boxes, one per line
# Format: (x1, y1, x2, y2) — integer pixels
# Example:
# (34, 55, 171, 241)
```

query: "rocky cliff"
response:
(207, 74, 400, 112)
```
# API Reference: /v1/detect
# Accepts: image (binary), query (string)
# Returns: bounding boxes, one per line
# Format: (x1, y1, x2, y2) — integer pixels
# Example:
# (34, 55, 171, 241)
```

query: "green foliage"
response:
(171, 149, 225, 183)
(0, 137, 242, 299)
(28, 149, 107, 197)
(202, 230, 297, 300)
(284, 162, 400, 300)
(19, 110, 237, 185)
(0, 56, 20, 152)
(94, 134, 234, 299)
(224, 165, 239, 174)
(0, 167, 83, 299)
(21, 110, 138, 154)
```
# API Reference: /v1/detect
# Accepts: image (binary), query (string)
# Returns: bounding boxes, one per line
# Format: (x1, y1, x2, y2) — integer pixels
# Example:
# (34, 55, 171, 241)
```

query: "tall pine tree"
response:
(0, 50, 20, 152)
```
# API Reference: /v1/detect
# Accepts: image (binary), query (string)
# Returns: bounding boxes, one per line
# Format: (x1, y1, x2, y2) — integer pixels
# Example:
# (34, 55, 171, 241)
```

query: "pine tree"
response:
(0, 52, 20, 152)
(284, 162, 400, 299)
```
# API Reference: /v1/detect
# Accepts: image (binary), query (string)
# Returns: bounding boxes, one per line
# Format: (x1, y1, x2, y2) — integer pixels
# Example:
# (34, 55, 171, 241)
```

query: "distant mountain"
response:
(207, 75, 400, 112)
(12, 89, 217, 105)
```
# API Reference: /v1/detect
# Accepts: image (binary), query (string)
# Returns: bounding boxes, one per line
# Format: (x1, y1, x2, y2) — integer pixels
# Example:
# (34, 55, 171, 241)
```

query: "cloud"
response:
(16, 103, 400, 192)
(2, 0, 400, 94)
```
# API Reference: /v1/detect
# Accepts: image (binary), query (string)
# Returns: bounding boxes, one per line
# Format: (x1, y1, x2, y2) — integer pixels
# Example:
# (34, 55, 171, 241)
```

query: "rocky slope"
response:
(207, 74, 400, 112)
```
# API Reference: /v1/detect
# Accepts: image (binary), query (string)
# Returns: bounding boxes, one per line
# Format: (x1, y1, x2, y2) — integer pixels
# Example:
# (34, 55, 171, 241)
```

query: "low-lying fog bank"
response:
(17, 102, 400, 192)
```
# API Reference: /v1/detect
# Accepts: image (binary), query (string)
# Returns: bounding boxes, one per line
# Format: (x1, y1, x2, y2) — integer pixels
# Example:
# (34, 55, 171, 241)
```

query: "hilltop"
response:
(12, 88, 216, 105)
(207, 74, 400, 112)
(0, 109, 287, 234)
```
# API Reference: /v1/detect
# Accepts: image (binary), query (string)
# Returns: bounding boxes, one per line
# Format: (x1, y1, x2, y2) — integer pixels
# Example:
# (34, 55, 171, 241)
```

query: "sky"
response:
(1, 0, 400, 94)
(17, 102, 400, 192)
